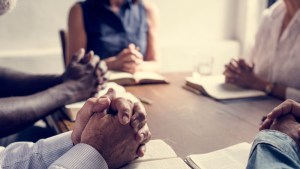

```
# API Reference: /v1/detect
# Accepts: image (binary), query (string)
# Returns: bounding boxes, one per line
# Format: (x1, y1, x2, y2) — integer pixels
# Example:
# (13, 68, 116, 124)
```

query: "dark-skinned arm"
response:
(0, 82, 77, 138)
(0, 49, 102, 138)
(0, 67, 63, 97)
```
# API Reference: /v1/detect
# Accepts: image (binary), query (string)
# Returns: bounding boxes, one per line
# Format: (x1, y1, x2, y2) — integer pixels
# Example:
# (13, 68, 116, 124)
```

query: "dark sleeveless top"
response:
(80, 0, 148, 59)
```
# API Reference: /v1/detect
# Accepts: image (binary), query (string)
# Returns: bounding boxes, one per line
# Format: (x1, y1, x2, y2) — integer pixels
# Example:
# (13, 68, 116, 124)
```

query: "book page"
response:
(108, 70, 134, 80)
(64, 82, 130, 121)
(186, 76, 266, 100)
(122, 158, 190, 169)
(133, 140, 178, 163)
(133, 71, 166, 83)
(186, 142, 251, 169)
(65, 82, 126, 110)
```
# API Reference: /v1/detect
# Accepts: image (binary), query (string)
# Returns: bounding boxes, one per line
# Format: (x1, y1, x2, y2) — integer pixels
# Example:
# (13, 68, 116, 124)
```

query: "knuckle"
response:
(285, 99, 294, 104)
(85, 98, 97, 105)
(137, 111, 146, 121)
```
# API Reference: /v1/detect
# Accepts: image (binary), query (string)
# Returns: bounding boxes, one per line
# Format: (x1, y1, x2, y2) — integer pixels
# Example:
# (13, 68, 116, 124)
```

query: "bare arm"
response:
(67, 3, 87, 66)
(0, 50, 102, 138)
(0, 68, 62, 97)
(140, 0, 161, 71)
(0, 82, 76, 138)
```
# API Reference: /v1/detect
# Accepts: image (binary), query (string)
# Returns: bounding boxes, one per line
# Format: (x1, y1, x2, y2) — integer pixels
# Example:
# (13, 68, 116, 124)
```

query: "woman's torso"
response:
(80, 0, 148, 59)
(250, 0, 300, 89)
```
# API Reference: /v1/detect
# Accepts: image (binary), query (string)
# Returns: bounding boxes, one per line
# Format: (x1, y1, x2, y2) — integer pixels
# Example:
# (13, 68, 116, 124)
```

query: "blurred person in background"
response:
(0, 0, 106, 145)
(224, 0, 300, 101)
(67, 0, 160, 74)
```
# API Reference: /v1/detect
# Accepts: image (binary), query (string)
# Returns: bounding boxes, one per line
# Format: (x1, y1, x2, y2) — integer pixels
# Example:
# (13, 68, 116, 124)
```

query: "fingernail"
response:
(108, 88, 114, 92)
(133, 119, 139, 128)
(138, 133, 144, 142)
(123, 115, 130, 124)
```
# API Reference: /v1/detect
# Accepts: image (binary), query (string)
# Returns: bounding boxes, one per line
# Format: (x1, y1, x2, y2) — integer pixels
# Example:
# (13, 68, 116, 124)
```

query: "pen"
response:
(137, 96, 153, 105)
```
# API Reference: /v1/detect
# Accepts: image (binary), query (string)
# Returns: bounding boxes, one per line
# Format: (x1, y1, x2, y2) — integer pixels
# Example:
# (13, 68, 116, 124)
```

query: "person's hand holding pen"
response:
(105, 43, 143, 74)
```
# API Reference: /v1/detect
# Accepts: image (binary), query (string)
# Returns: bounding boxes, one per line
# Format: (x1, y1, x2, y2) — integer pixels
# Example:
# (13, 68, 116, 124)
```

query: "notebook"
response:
(185, 142, 252, 169)
(122, 139, 190, 169)
(108, 70, 169, 86)
(63, 82, 139, 121)
(185, 75, 266, 100)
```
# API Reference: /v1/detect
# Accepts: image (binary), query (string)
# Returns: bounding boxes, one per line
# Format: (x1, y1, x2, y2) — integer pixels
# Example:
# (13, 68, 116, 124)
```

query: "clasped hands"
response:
(223, 59, 266, 90)
(107, 43, 143, 74)
(71, 88, 151, 169)
(260, 99, 300, 148)
(61, 48, 107, 104)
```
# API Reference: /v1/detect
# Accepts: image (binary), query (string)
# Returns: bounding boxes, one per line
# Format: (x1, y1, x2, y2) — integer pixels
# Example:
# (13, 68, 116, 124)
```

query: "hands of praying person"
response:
(71, 88, 151, 168)
(106, 43, 143, 74)
(61, 48, 105, 104)
(269, 114, 300, 148)
(260, 99, 300, 147)
(223, 59, 267, 90)
(260, 99, 300, 130)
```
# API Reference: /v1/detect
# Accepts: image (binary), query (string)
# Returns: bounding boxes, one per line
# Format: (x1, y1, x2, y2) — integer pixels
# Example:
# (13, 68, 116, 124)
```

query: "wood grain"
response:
(47, 72, 282, 158)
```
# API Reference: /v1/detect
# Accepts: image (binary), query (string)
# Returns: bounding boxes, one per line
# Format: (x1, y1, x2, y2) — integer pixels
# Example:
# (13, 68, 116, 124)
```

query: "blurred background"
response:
(0, 0, 270, 74)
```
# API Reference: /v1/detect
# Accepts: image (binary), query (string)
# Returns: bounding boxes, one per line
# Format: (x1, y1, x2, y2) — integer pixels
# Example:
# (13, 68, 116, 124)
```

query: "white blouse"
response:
(248, 0, 300, 102)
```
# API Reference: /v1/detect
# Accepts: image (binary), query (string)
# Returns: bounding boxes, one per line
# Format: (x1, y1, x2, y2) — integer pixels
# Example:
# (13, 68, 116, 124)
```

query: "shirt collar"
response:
(123, 0, 133, 9)
(102, 0, 133, 9)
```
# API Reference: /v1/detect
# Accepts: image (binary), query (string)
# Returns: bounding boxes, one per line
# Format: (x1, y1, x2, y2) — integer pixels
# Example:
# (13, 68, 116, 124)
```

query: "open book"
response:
(185, 142, 251, 169)
(122, 139, 190, 169)
(108, 71, 168, 86)
(63, 82, 139, 121)
(185, 75, 266, 100)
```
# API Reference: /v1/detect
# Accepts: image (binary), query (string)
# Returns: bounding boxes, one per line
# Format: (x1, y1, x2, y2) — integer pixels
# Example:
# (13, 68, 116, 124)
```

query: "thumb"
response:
(71, 48, 85, 63)
(80, 50, 94, 64)
(128, 43, 136, 50)
(72, 97, 110, 144)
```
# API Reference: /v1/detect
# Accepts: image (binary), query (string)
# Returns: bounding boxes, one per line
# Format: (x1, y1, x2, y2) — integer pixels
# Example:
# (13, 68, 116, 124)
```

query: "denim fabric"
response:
(80, 0, 148, 59)
(247, 130, 300, 169)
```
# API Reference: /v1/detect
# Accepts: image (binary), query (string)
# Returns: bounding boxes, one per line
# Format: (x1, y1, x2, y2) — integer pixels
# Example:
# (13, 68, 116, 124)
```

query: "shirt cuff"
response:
(49, 143, 108, 169)
(251, 130, 300, 160)
(285, 87, 300, 102)
(39, 131, 73, 167)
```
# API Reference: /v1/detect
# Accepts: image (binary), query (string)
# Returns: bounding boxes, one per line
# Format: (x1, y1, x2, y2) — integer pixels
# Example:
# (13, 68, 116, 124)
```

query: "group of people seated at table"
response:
(0, 0, 300, 168)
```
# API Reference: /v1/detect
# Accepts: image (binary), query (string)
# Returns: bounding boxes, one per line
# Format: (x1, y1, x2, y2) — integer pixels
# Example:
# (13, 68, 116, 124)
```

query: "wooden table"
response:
(47, 72, 282, 159)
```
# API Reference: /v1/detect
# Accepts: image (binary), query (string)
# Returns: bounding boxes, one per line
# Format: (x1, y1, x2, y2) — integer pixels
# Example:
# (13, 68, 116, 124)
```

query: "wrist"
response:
(56, 74, 64, 84)
(252, 78, 269, 91)
(53, 81, 77, 105)
(105, 57, 118, 70)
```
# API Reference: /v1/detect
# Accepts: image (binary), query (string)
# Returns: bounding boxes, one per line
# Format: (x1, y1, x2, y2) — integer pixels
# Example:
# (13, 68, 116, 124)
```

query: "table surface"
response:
(47, 72, 282, 159)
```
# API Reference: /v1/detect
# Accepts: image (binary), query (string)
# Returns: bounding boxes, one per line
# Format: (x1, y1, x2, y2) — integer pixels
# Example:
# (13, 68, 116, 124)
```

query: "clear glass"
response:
(193, 55, 214, 77)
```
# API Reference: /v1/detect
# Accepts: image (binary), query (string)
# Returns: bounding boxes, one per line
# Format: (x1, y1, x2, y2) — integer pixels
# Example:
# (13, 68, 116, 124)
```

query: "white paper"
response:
(65, 82, 126, 109)
(134, 140, 178, 163)
(108, 71, 134, 80)
(122, 158, 190, 169)
(187, 142, 251, 169)
(186, 76, 266, 100)
(133, 71, 165, 82)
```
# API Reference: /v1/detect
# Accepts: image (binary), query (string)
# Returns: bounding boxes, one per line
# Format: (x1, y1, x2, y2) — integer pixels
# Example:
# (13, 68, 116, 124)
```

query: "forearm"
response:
(104, 57, 118, 70)
(271, 83, 286, 100)
(253, 79, 286, 100)
(49, 143, 108, 169)
(0, 67, 63, 97)
(0, 83, 74, 138)
(0, 132, 73, 168)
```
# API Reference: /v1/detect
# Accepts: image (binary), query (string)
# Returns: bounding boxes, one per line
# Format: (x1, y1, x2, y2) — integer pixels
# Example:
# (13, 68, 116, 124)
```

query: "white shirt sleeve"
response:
(286, 87, 300, 102)
(49, 143, 108, 169)
(0, 131, 73, 168)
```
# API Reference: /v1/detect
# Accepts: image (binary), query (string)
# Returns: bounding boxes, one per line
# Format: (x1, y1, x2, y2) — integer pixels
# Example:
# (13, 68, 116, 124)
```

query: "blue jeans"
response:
(247, 130, 300, 169)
